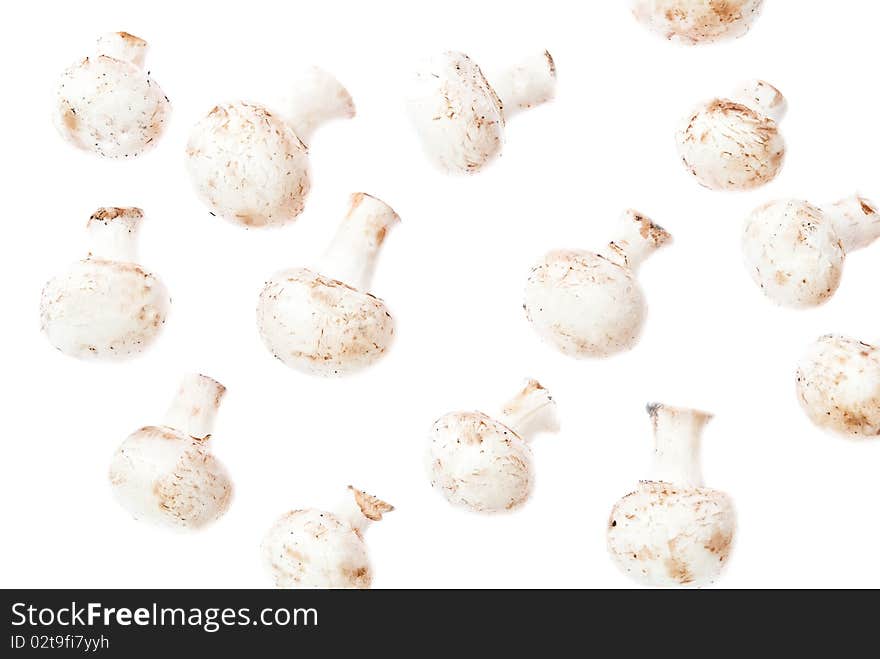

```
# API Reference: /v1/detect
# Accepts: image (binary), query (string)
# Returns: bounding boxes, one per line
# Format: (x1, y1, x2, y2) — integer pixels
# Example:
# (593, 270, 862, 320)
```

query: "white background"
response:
(1, 0, 878, 589)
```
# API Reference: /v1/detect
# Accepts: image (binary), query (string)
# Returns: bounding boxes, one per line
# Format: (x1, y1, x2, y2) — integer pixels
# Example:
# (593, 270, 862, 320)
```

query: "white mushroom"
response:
(262, 486, 393, 589)
(427, 380, 559, 513)
(407, 50, 556, 174)
(257, 193, 400, 376)
(109, 374, 233, 530)
(54, 32, 170, 158)
(524, 210, 671, 358)
(40, 207, 170, 361)
(630, 0, 764, 45)
(607, 404, 736, 587)
(743, 195, 880, 308)
(185, 67, 355, 228)
(677, 80, 786, 191)
(796, 335, 880, 438)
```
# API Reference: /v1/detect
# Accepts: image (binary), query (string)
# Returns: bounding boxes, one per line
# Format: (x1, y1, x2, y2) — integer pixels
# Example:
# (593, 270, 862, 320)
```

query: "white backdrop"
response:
(1, 0, 878, 589)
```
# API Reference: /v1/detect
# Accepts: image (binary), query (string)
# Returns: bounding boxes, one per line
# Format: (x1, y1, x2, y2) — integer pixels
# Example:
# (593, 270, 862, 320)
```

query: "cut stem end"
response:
(647, 403, 712, 488)
(827, 194, 880, 253)
(339, 486, 394, 536)
(605, 209, 672, 270)
(96, 32, 148, 68)
(500, 379, 560, 440)
(318, 193, 400, 291)
(86, 207, 143, 262)
(282, 67, 355, 145)
(731, 79, 787, 122)
(163, 374, 227, 441)
(493, 50, 557, 119)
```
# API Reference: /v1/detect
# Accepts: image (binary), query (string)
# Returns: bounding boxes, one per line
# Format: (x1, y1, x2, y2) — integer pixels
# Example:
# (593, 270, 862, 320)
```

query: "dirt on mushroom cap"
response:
(631, 0, 764, 45)
(257, 268, 394, 377)
(109, 426, 233, 530)
(41, 260, 169, 361)
(796, 335, 880, 438)
(428, 411, 535, 513)
(54, 47, 169, 158)
(742, 200, 845, 308)
(524, 249, 646, 358)
(407, 51, 505, 174)
(677, 97, 784, 191)
(185, 102, 310, 227)
(607, 482, 736, 587)
(262, 509, 372, 588)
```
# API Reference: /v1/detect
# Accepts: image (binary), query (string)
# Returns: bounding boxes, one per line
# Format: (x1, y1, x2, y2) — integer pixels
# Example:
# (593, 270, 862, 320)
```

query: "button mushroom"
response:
(427, 379, 560, 513)
(257, 193, 400, 376)
(796, 335, 880, 438)
(630, 0, 764, 45)
(262, 486, 393, 589)
(54, 32, 170, 158)
(407, 50, 556, 174)
(524, 209, 671, 358)
(185, 67, 355, 228)
(607, 404, 736, 587)
(40, 207, 170, 361)
(677, 80, 786, 191)
(109, 374, 233, 530)
(742, 195, 880, 308)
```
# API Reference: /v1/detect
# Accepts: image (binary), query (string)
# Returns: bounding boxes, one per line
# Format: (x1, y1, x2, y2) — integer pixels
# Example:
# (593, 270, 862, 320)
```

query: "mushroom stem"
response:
(603, 209, 672, 271)
(337, 486, 394, 537)
(163, 374, 227, 441)
(826, 195, 880, 253)
(730, 79, 787, 122)
(647, 404, 712, 488)
(499, 379, 560, 441)
(281, 67, 355, 145)
(492, 51, 557, 119)
(96, 32, 148, 68)
(86, 207, 143, 262)
(317, 193, 400, 291)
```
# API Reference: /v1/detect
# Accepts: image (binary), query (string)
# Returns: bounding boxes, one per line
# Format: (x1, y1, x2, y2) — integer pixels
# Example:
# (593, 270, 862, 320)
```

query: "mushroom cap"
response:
(108, 426, 233, 530)
(607, 481, 736, 587)
(631, 0, 764, 44)
(677, 97, 784, 191)
(524, 249, 646, 358)
(262, 509, 371, 588)
(796, 335, 880, 438)
(185, 102, 310, 227)
(40, 259, 169, 360)
(427, 411, 534, 513)
(407, 51, 505, 174)
(54, 54, 169, 158)
(257, 268, 394, 376)
(743, 200, 844, 308)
